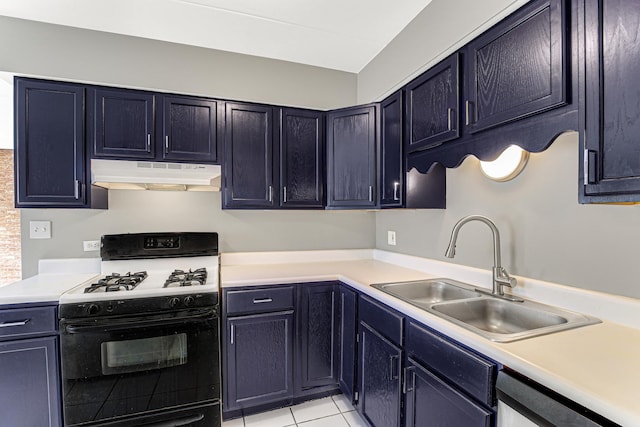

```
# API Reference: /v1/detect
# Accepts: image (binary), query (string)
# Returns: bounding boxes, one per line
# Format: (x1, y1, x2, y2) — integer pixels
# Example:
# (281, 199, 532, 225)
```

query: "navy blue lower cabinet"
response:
(225, 311, 294, 411)
(296, 283, 339, 395)
(0, 336, 62, 427)
(338, 285, 357, 402)
(404, 357, 493, 427)
(358, 322, 402, 427)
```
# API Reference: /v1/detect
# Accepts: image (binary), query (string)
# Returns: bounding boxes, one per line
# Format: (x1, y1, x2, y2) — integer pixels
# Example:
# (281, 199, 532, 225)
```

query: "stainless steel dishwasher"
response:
(496, 370, 619, 427)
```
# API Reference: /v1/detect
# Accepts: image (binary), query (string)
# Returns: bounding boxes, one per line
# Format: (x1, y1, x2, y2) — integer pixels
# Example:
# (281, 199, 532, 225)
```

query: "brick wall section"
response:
(0, 149, 21, 285)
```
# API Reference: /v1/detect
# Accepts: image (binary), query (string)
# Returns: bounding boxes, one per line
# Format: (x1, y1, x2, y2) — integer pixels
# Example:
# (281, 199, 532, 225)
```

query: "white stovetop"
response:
(60, 256, 220, 303)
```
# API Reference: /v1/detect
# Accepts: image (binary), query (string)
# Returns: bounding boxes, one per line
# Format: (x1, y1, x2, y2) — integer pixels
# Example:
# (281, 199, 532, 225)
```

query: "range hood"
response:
(91, 159, 222, 191)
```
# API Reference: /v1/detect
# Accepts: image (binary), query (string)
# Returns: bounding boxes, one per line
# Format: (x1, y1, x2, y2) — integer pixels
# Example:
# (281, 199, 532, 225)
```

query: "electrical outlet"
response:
(83, 240, 101, 252)
(29, 221, 51, 239)
(387, 230, 397, 246)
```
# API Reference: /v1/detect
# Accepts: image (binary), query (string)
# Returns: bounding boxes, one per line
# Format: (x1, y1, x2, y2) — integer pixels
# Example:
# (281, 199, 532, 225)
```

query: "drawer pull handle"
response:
(253, 298, 273, 304)
(0, 319, 30, 328)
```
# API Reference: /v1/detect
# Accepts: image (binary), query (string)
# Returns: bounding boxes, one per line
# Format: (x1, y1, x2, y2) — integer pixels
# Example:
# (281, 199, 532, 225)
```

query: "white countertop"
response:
(0, 258, 100, 306)
(0, 273, 98, 305)
(221, 250, 640, 426)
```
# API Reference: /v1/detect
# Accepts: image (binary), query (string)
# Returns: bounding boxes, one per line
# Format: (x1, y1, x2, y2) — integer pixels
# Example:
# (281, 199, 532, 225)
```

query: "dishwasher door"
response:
(496, 370, 618, 427)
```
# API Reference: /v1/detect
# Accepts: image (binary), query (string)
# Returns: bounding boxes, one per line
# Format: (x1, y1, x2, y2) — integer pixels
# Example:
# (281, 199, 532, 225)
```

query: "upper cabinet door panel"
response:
(582, 0, 640, 199)
(15, 79, 86, 207)
(280, 108, 324, 208)
(92, 87, 155, 159)
(405, 54, 460, 153)
(162, 95, 219, 163)
(223, 102, 275, 208)
(380, 91, 404, 207)
(466, 0, 567, 133)
(327, 106, 377, 208)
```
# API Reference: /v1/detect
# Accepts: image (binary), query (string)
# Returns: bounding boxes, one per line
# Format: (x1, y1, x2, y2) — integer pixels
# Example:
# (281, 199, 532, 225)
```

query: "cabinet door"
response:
(379, 91, 404, 207)
(161, 95, 219, 163)
(338, 286, 357, 402)
(358, 322, 402, 427)
(582, 0, 640, 200)
(92, 87, 155, 159)
(0, 336, 61, 427)
(326, 106, 377, 208)
(279, 108, 325, 208)
(466, 0, 567, 133)
(14, 79, 87, 208)
(223, 102, 276, 208)
(405, 53, 460, 153)
(225, 311, 294, 411)
(405, 358, 493, 427)
(297, 283, 338, 393)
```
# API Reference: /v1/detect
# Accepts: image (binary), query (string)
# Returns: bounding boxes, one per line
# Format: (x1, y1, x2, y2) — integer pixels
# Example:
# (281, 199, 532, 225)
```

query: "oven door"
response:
(60, 308, 219, 427)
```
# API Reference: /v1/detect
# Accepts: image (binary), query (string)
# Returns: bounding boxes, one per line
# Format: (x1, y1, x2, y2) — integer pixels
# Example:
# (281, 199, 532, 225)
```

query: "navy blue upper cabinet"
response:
(465, 0, 568, 133)
(91, 87, 156, 159)
(405, 53, 460, 153)
(161, 95, 220, 163)
(279, 108, 325, 208)
(327, 105, 377, 209)
(296, 283, 339, 395)
(580, 0, 640, 202)
(379, 91, 404, 208)
(223, 102, 276, 209)
(91, 88, 220, 163)
(14, 78, 106, 209)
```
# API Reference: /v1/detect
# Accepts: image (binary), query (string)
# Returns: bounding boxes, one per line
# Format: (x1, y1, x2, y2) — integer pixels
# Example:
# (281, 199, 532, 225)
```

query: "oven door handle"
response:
(64, 310, 216, 334)
(142, 413, 205, 427)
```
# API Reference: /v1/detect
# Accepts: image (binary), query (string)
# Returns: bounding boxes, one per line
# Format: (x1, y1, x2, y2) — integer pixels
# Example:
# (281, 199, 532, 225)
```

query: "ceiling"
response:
(0, 0, 433, 73)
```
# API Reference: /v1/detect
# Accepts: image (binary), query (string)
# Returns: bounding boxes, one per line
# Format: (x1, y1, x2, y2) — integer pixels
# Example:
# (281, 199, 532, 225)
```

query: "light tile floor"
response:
(222, 395, 368, 427)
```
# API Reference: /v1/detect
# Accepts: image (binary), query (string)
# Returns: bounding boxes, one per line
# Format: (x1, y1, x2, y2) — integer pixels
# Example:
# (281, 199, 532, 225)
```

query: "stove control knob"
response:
(183, 296, 195, 307)
(169, 297, 181, 308)
(87, 304, 100, 315)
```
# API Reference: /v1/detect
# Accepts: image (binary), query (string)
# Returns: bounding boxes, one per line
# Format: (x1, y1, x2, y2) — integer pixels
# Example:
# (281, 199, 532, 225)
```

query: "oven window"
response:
(101, 333, 187, 375)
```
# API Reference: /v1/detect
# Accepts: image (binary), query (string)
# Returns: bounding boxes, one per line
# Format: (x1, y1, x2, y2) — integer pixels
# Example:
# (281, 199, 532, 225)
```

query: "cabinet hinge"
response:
(354, 391, 359, 402)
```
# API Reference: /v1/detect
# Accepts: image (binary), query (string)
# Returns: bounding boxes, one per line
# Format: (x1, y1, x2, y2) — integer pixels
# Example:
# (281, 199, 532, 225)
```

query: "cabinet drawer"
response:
(226, 286, 294, 315)
(406, 322, 497, 406)
(359, 295, 403, 346)
(0, 306, 57, 341)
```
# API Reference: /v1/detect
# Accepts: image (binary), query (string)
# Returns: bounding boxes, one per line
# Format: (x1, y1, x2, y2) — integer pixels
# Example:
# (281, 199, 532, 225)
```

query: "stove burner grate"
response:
(84, 271, 148, 293)
(164, 268, 208, 288)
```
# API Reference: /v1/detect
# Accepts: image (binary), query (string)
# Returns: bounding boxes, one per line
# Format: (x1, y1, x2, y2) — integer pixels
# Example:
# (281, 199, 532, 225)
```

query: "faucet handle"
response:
(496, 267, 517, 288)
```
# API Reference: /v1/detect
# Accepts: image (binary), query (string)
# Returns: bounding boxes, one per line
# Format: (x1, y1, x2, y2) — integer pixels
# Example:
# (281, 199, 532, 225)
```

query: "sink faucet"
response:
(445, 215, 517, 297)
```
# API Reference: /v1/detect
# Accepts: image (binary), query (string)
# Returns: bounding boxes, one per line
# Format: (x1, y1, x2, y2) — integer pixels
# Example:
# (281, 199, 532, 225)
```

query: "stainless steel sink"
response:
(372, 278, 600, 342)
(371, 279, 482, 306)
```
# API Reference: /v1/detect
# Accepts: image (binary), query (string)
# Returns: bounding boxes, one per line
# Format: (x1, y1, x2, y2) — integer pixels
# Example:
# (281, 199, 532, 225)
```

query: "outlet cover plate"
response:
(30, 221, 51, 239)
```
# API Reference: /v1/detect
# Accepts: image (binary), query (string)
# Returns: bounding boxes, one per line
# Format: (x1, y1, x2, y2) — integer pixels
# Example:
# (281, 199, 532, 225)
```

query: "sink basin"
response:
(431, 297, 600, 342)
(372, 278, 600, 342)
(372, 279, 482, 306)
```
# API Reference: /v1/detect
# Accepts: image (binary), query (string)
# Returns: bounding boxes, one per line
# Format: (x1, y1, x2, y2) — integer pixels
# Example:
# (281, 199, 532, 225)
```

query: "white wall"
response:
(0, 16, 356, 110)
(0, 15, 374, 279)
(376, 133, 640, 299)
